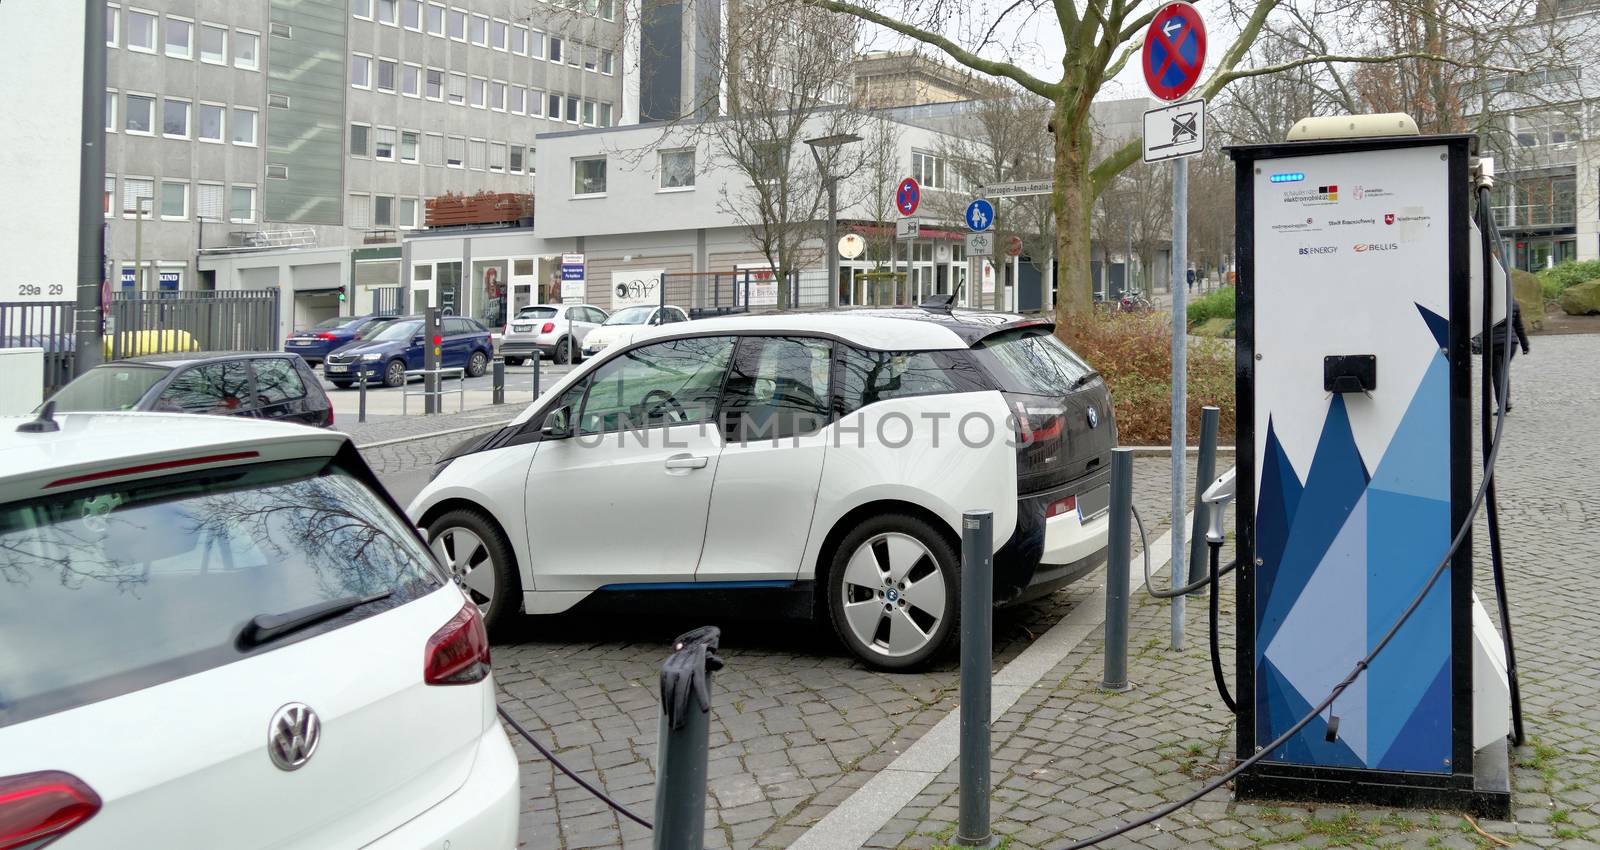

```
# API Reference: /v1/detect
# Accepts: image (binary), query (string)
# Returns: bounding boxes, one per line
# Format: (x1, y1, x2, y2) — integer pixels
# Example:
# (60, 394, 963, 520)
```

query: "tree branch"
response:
(1213, 50, 1521, 87)
(802, 0, 1063, 99)
(1090, 138, 1140, 198)
(1105, 32, 1144, 79)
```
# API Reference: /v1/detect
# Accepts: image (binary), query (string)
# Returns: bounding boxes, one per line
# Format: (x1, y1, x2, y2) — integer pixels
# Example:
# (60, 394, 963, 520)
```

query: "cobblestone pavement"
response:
(872, 332, 1600, 850)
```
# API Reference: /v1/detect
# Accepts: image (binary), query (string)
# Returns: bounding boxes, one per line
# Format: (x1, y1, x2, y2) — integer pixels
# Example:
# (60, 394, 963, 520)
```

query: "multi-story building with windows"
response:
(104, 0, 622, 324)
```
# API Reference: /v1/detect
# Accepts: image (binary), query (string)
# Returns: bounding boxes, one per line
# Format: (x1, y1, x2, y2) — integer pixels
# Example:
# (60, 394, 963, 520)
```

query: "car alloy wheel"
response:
(430, 526, 497, 615)
(837, 531, 949, 662)
(467, 351, 488, 377)
(383, 359, 406, 387)
(552, 337, 571, 364)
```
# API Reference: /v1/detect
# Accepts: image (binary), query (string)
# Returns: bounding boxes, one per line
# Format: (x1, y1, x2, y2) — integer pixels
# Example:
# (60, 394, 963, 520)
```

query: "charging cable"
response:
(497, 705, 655, 830)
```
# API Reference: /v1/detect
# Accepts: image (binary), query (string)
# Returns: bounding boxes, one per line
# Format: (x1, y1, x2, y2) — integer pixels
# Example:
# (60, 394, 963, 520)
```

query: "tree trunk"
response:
(1052, 116, 1093, 323)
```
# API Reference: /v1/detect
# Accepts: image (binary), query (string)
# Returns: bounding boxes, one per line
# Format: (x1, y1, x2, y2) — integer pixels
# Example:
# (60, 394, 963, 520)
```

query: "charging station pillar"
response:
(1228, 133, 1509, 815)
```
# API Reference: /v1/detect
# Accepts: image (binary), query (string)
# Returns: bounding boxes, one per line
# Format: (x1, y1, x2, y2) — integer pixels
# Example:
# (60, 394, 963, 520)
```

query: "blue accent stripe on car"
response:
(598, 580, 796, 591)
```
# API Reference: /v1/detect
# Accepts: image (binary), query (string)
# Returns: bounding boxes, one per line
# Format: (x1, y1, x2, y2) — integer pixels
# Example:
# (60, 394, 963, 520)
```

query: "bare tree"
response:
(852, 113, 905, 295)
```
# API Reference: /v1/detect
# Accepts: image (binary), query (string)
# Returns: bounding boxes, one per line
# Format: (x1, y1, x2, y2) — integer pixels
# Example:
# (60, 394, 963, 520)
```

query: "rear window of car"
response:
(312, 317, 347, 330)
(971, 326, 1096, 396)
(0, 456, 442, 727)
(253, 358, 306, 403)
(836, 346, 990, 416)
(516, 307, 558, 320)
(47, 365, 169, 412)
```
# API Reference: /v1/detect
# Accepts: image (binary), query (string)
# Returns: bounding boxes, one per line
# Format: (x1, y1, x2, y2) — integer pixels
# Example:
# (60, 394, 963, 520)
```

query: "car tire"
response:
(383, 359, 407, 388)
(552, 337, 572, 365)
(825, 513, 960, 672)
(466, 350, 488, 378)
(505, 357, 524, 366)
(330, 381, 352, 390)
(427, 508, 521, 638)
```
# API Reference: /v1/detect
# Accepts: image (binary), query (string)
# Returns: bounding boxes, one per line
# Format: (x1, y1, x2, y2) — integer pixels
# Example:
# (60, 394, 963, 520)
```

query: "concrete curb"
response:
(1124, 445, 1237, 458)
(351, 417, 516, 450)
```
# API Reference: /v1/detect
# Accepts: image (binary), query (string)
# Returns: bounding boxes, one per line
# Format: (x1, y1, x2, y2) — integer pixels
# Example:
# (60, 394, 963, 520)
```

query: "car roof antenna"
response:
(17, 400, 61, 434)
(919, 294, 956, 313)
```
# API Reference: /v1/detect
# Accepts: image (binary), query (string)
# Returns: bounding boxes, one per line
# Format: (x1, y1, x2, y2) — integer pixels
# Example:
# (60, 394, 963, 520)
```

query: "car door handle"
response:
(663, 454, 708, 470)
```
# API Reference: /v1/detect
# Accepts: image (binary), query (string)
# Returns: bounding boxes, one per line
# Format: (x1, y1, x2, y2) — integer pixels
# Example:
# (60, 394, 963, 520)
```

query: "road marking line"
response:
(788, 511, 1193, 850)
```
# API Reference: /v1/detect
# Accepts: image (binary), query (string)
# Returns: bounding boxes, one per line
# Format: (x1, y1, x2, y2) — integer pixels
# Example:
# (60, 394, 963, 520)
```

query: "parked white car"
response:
(581, 305, 691, 358)
(412, 307, 1118, 671)
(499, 304, 608, 365)
(0, 411, 518, 848)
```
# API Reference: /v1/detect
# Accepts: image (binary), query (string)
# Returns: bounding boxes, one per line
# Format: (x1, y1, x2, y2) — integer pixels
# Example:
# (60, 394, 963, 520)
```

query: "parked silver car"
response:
(499, 304, 608, 365)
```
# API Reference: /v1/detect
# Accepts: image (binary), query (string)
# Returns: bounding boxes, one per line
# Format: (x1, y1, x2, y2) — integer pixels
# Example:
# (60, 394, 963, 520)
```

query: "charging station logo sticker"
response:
(1298, 245, 1338, 255)
(1328, 217, 1375, 227)
(1352, 243, 1399, 253)
(1385, 213, 1395, 225)
(1282, 185, 1339, 205)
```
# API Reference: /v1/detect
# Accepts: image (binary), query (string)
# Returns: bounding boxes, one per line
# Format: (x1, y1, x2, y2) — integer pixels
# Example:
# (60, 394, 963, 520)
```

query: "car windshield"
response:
(0, 456, 441, 728)
(370, 319, 422, 342)
(606, 306, 655, 326)
(358, 319, 395, 339)
(972, 326, 1096, 396)
(516, 307, 558, 320)
(311, 317, 348, 330)
(45, 365, 169, 412)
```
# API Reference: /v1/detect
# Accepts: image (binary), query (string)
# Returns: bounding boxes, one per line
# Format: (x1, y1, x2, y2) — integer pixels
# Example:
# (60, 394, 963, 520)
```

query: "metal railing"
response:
(402, 366, 465, 414)
(0, 301, 76, 394)
(106, 289, 281, 360)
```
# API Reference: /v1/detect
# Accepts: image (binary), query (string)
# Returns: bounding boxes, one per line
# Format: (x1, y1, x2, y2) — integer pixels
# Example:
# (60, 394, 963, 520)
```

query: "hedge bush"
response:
(1186, 285, 1236, 326)
(1535, 260, 1600, 301)
(1058, 311, 1235, 446)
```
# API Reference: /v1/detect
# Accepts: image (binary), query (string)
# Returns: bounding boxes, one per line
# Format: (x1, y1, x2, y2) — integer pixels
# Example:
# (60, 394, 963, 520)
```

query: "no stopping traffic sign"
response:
(1142, 3, 1206, 102)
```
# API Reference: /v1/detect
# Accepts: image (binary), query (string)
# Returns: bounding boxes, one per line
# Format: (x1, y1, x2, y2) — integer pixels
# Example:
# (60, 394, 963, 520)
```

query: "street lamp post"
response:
(805, 133, 862, 309)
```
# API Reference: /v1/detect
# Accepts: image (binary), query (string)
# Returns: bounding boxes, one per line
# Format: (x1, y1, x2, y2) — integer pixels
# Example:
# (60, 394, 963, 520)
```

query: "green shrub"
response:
(1535, 259, 1600, 301)
(1058, 312, 1235, 445)
(1186, 286, 1236, 326)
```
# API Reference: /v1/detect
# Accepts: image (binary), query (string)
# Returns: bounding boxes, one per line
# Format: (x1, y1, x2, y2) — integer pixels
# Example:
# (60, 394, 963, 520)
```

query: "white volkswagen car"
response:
(412, 307, 1117, 671)
(0, 412, 518, 848)
(581, 304, 691, 358)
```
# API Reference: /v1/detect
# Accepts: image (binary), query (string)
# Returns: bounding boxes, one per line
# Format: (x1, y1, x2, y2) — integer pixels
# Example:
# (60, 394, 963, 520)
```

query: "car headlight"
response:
(362, 352, 383, 361)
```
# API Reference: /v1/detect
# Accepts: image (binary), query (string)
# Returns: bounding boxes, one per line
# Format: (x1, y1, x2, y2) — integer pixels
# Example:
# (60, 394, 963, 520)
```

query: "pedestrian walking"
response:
(1483, 299, 1531, 413)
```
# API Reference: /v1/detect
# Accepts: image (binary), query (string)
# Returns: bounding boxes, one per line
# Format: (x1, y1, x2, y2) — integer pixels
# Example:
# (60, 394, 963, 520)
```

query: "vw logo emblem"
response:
(1086, 406, 1099, 429)
(268, 702, 321, 771)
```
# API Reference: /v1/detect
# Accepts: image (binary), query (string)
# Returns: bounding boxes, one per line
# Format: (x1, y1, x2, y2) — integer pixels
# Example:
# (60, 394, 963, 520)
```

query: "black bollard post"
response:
(357, 367, 368, 424)
(957, 510, 997, 848)
(492, 357, 505, 405)
(1101, 448, 1134, 692)
(653, 626, 723, 850)
(532, 351, 541, 399)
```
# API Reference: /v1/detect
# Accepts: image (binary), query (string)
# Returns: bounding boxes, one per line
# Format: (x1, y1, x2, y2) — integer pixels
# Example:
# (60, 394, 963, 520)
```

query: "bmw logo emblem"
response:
(1087, 407, 1099, 429)
(885, 588, 899, 603)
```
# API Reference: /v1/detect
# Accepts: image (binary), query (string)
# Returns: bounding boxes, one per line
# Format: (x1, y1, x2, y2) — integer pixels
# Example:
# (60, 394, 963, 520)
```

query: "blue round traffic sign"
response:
(896, 177, 921, 216)
(1142, 2, 1206, 101)
(964, 199, 995, 232)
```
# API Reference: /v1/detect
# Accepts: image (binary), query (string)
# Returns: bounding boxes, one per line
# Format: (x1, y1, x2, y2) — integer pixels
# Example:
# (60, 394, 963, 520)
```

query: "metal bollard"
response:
(653, 626, 723, 850)
(532, 352, 542, 399)
(1101, 448, 1134, 692)
(1187, 407, 1221, 597)
(492, 358, 505, 405)
(357, 368, 368, 424)
(957, 511, 996, 848)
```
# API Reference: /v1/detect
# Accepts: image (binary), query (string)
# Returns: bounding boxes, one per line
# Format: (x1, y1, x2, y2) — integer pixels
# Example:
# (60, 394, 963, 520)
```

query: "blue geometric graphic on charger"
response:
(1255, 305, 1453, 773)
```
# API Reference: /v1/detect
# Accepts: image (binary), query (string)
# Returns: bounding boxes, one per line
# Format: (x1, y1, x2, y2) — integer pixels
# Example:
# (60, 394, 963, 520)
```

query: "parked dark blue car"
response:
(321, 315, 494, 388)
(284, 313, 396, 364)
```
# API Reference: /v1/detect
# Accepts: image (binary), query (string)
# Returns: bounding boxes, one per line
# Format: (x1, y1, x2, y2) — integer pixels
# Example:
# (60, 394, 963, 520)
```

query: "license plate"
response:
(1077, 484, 1111, 522)
(327, 365, 348, 373)
(289, 340, 310, 346)
(512, 324, 532, 332)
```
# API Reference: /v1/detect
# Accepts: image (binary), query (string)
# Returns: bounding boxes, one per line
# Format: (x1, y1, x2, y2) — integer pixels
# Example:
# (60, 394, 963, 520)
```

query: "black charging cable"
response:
(1133, 505, 1238, 711)
(497, 705, 655, 830)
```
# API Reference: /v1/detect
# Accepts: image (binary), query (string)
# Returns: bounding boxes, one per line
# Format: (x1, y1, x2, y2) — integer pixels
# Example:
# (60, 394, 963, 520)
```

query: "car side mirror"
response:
(412, 335, 425, 346)
(541, 405, 574, 439)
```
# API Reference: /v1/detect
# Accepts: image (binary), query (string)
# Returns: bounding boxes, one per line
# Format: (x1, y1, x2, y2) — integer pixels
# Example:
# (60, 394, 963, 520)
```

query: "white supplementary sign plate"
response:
(896, 218, 920, 240)
(1143, 98, 1205, 163)
(966, 232, 994, 256)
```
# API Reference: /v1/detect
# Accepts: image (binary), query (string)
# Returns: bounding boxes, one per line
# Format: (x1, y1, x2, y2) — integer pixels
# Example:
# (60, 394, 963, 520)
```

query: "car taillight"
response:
(1046, 495, 1077, 519)
(424, 601, 491, 685)
(540, 322, 555, 334)
(316, 332, 338, 340)
(502, 325, 509, 336)
(0, 771, 101, 850)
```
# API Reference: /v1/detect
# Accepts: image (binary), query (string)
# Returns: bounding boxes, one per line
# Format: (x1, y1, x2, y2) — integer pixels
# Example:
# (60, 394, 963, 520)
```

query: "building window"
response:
(377, 58, 397, 92)
(491, 81, 506, 111)
(162, 98, 189, 137)
(573, 157, 606, 196)
(660, 149, 695, 189)
(447, 7, 466, 40)
(401, 64, 421, 96)
(529, 30, 544, 59)
(490, 142, 506, 171)
(469, 77, 486, 108)
(511, 25, 526, 54)
(105, 90, 117, 131)
(374, 195, 394, 227)
(446, 135, 465, 167)
(583, 45, 597, 72)
(469, 138, 486, 170)
(235, 31, 259, 69)
(269, 21, 292, 38)
(509, 145, 524, 174)
(107, 4, 120, 47)
(164, 16, 192, 59)
(122, 177, 154, 216)
(528, 89, 543, 117)
(423, 132, 444, 165)
(348, 194, 370, 228)
(351, 54, 371, 88)
(400, 130, 419, 162)
(448, 72, 466, 104)
(124, 94, 154, 134)
(377, 0, 398, 25)
(198, 103, 224, 141)
(912, 150, 947, 190)
(126, 9, 156, 52)
(600, 102, 613, 127)
(197, 182, 225, 220)
(598, 0, 615, 19)
(425, 67, 444, 99)
(403, 0, 422, 29)
(267, 92, 290, 109)
(548, 36, 561, 63)
(751, 140, 789, 181)
(160, 181, 188, 219)
(400, 197, 418, 228)
(266, 163, 289, 179)
(375, 127, 396, 160)
(199, 24, 226, 63)
(601, 49, 614, 75)
(232, 107, 257, 145)
(509, 85, 526, 114)
(352, 0, 371, 19)
(547, 93, 561, 120)
(104, 176, 115, 217)
(582, 99, 596, 126)
(349, 123, 370, 156)
(491, 19, 507, 49)
(566, 95, 579, 124)
(414, 264, 433, 281)
(426, 2, 445, 34)
(230, 186, 256, 223)
(469, 14, 487, 45)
